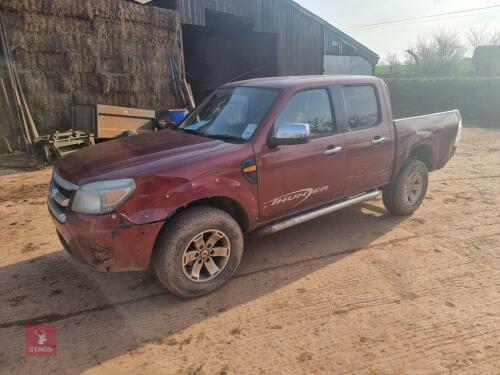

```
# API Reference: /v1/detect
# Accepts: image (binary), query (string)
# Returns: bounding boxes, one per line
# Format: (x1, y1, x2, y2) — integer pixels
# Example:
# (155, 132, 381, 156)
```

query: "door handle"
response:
(324, 145, 342, 156)
(372, 136, 386, 145)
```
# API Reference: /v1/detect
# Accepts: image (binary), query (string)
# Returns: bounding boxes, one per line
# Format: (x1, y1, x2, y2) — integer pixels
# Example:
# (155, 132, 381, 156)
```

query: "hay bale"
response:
(1, 0, 182, 133)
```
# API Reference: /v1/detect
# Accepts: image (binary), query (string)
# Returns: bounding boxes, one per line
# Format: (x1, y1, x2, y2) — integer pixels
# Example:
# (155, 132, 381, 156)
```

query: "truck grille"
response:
(48, 170, 79, 223)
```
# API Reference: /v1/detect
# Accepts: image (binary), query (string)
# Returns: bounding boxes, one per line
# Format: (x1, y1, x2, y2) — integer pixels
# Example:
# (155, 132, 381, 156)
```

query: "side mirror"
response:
(270, 123, 310, 146)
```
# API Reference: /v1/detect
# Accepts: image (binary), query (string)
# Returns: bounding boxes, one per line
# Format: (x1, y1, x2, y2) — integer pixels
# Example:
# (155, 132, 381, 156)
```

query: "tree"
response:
(491, 32, 500, 45)
(432, 30, 466, 73)
(466, 23, 491, 49)
(384, 53, 401, 75)
(405, 30, 466, 76)
(385, 53, 400, 66)
(466, 23, 500, 50)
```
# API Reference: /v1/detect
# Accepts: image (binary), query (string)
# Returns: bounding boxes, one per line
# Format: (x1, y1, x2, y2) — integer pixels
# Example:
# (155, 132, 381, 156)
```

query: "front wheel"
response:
(153, 206, 244, 298)
(383, 159, 428, 216)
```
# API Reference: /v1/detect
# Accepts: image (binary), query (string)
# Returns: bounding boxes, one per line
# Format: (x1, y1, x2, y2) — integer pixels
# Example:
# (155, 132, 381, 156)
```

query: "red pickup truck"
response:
(49, 76, 462, 297)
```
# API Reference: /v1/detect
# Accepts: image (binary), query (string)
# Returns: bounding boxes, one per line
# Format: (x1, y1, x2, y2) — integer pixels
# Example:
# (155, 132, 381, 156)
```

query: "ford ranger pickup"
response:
(48, 76, 462, 297)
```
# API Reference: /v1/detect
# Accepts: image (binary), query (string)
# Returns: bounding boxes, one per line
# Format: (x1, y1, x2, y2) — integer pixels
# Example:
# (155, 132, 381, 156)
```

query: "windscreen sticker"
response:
(185, 120, 209, 130)
(242, 124, 258, 140)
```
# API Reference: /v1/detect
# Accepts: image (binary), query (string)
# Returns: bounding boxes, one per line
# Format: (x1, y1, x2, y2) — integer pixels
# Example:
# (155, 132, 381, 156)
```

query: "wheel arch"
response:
(409, 144, 434, 171)
(165, 196, 251, 234)
(185, 196, 250, 233)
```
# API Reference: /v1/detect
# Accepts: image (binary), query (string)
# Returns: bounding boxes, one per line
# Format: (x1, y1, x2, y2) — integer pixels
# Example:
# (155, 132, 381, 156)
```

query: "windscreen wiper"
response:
(182, 128, 203, 136)
(182, 129, 244, 143)
(205, 134, 245, 143)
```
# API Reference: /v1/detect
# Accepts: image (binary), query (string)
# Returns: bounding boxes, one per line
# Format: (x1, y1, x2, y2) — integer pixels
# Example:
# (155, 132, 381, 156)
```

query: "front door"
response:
(257, 88, 347, 221)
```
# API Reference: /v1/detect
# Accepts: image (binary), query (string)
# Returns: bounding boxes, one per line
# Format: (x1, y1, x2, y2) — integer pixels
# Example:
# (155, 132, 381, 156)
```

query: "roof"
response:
(473, 45, 500, 59)
(225, 75, 382, 89)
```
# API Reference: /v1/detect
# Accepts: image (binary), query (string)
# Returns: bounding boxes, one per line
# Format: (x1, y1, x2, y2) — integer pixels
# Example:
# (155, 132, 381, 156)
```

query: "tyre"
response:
(383, 159, 428, 216)
(153, 206, 244, 298)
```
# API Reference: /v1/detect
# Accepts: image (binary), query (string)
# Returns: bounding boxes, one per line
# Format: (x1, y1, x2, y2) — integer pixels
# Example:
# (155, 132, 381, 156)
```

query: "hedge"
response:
(384, 77, 500, 127)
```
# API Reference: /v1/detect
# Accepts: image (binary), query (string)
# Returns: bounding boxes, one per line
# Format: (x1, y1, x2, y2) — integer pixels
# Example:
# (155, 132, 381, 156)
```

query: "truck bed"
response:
(393, 110, 462, 174)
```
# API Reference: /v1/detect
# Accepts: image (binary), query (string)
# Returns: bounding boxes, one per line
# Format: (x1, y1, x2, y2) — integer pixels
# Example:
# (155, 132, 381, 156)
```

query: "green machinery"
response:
(35, 130, 95, 162)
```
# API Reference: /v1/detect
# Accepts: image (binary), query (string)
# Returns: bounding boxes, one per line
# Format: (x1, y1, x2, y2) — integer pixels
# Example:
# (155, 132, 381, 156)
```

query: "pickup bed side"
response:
(392, 110, 461, 177)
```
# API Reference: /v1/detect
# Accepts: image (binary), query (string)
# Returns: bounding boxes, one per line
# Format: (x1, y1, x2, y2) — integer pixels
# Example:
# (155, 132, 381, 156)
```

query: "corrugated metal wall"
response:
(177, 0, 379, 75)
(277, 3, 323, 75)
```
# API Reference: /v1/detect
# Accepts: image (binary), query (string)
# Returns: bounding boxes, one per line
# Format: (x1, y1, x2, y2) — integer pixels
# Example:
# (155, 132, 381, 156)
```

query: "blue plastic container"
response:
(168, 109, 190, 126)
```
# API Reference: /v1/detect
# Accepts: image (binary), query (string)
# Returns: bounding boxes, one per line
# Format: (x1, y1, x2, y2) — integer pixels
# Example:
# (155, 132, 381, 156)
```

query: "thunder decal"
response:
(265, 186, 329, 208)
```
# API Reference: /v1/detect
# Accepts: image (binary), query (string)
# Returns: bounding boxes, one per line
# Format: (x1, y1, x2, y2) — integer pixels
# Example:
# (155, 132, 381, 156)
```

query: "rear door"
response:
(341, 83, 394, 195)
(257, 88, 347, 221)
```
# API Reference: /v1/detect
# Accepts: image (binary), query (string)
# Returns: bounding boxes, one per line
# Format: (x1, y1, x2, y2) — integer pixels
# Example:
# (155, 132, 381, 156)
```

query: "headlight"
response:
(71, 179, 136, 215)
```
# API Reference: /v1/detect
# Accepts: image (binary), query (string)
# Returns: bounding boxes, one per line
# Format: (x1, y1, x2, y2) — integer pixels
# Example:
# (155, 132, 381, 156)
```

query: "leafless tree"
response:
(405, 30, 466, 76)
(491, 32, 500, 45)
(466, 23, 500, 50)
(432, 30, 465, 71)
(385, 53, 400, 66)
(466, 23, 491, 49)
(384, 53, 401, 75)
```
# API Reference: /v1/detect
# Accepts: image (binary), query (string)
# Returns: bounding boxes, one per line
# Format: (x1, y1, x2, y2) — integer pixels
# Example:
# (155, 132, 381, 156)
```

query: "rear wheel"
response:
(154, 206, 244, 298)
(383, 159, 428, 216)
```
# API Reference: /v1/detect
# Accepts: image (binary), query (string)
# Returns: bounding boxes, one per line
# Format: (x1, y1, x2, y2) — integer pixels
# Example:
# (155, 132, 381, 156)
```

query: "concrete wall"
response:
(0, 0, 182, 134)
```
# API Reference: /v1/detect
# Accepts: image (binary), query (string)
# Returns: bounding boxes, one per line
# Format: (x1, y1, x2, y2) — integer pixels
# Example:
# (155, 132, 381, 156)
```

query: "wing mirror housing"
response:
(269, 123, 310, 146)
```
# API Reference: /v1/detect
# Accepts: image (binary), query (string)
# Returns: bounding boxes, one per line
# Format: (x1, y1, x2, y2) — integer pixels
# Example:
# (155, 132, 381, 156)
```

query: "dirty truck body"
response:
(49, 76, 462, 297)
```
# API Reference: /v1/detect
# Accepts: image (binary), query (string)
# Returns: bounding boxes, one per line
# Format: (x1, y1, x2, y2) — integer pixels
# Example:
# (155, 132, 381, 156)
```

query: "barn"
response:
(147, 0, 379, 101)
(0, 0, 377, 148)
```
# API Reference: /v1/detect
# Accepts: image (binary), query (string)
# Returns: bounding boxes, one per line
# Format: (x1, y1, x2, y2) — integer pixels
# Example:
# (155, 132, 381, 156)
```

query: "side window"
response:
(343, 85, 380, 131)
(276, 89, 336, 138)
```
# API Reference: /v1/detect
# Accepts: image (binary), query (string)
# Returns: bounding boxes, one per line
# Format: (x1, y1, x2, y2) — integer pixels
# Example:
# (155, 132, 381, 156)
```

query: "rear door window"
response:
(276, 89, 336, 138)
(343, 85, 380, 131)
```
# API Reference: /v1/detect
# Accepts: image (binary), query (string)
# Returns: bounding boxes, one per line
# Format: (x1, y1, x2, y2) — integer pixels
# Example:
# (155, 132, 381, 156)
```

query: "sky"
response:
(294, 0, 500, 62)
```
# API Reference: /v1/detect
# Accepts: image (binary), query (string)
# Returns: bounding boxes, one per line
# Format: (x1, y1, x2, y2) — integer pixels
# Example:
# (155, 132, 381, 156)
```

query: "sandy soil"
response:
(0, 127, 499, 374)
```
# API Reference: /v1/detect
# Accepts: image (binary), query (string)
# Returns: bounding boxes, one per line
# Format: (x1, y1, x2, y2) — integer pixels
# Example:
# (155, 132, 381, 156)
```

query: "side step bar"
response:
(255, 190, 381, 237)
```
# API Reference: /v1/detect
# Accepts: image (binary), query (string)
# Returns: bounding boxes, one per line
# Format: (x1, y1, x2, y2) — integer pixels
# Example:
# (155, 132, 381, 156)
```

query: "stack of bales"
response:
(0, 0, 182, 134)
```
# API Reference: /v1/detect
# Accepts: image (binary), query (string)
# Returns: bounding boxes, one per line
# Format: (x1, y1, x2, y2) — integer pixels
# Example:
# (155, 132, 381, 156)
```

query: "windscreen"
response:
(179, 87, 280, 142)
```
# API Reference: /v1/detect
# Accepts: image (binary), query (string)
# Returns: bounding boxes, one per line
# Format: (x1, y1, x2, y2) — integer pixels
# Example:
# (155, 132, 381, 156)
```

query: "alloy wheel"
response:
(181, 229, 231, 282)
(403, 171, 423, 205)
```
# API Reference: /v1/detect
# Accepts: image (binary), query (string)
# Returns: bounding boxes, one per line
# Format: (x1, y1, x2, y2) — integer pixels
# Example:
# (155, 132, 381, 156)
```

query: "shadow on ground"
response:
(0, 202, 408, 374)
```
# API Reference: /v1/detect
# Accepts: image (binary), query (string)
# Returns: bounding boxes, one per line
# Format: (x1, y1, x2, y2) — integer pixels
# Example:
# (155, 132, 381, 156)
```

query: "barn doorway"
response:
(182, 9, 278, 103)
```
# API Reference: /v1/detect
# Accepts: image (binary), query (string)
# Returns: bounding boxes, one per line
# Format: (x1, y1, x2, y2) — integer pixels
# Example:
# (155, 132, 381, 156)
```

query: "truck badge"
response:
(265, 186, 329, 208)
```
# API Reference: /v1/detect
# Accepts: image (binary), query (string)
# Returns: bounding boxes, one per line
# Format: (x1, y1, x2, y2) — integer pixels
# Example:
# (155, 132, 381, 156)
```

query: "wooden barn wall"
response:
(324, 27, 342, 56)
(177, 0, 378, 75)
(177, 0, 279, 33)
(277, 2, 323, 75)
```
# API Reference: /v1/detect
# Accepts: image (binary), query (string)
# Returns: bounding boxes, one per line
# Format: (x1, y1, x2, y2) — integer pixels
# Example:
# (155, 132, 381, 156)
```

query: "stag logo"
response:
(36, 330, 47, 345)
(25, 324, 57, 357)
(265, 186, 329, 208)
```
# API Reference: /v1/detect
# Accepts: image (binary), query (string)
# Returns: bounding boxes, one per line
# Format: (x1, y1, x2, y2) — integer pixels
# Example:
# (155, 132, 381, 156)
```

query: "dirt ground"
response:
(0, 127, 499, 374)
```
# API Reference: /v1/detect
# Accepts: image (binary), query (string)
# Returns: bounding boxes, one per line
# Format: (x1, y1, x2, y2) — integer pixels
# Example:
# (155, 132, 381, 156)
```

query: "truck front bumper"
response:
(50, 209, 164, 272)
